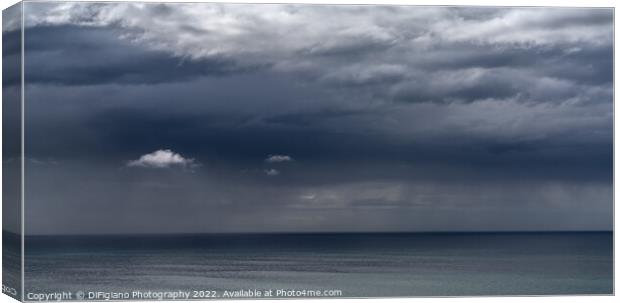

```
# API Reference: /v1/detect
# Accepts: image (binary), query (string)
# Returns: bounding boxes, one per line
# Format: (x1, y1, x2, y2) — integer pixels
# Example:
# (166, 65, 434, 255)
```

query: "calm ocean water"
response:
(23, 232, 612, 299)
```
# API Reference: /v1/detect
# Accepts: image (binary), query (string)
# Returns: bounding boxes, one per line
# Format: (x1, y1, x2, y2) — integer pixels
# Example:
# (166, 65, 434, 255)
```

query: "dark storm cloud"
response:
(413, 42, 612, 85)
(24, 84, 612, 184)
(22, 25, 260, 85)
(20, 3, 613, 234)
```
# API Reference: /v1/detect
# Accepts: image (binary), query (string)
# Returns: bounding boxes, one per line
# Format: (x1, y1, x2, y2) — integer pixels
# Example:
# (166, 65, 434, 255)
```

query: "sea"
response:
(19, 232, 613, 300)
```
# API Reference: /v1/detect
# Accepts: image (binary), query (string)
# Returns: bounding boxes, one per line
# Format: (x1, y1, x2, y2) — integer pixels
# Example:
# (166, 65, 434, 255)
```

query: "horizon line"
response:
(6, 230, 613, 237)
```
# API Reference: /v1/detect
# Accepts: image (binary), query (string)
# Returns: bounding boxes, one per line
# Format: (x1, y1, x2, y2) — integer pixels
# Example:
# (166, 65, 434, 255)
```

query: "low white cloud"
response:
(300, 194, 316, 200)
(265, 154, 293, 163)
(265, 168, 280, 176)
(127, 149, 196, 168)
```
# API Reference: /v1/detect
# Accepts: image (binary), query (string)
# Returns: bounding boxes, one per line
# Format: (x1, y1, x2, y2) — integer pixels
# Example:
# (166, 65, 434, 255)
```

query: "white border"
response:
(0, 1, 617, 303)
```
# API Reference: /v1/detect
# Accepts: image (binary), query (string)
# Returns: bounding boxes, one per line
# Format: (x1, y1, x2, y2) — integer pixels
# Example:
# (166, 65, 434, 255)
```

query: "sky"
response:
(5, 2, 613, 234)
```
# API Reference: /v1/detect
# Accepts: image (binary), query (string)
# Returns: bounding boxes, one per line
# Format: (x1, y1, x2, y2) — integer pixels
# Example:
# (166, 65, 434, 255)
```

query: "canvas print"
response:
(2, 1, 614, 301)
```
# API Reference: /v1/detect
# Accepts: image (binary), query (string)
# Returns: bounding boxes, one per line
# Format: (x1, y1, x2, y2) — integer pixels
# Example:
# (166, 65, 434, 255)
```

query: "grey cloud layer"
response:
(21, 4, 612, 95)
(18, 3, 613, 234)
